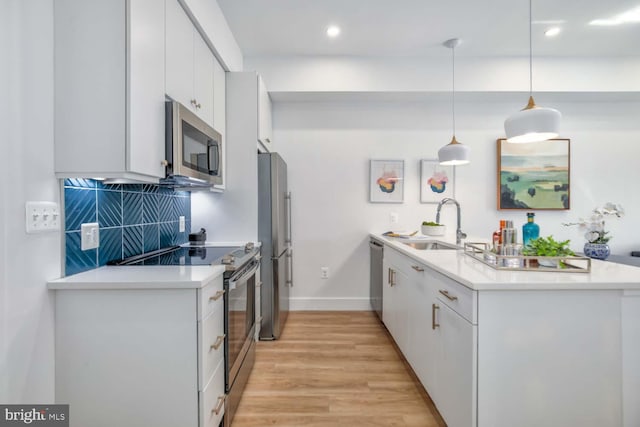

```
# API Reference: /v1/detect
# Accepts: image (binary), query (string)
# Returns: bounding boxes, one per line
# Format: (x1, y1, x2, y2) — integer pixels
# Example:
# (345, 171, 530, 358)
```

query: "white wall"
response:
(273, 98, 640, 310)
(0, 0, 59, 403)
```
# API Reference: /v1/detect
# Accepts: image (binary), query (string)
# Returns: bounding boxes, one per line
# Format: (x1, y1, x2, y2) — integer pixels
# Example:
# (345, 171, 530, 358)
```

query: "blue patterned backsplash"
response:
(64, 178, 191, 276)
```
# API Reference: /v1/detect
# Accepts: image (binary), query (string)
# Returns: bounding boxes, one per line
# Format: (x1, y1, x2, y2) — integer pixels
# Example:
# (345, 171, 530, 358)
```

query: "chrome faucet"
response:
(435, 198, 467, 245)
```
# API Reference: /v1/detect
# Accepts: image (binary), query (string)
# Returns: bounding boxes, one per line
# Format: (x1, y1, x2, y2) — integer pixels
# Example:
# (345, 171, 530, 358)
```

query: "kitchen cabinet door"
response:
(193, 31, 215, 127)
(165, 0, 215, 128)
(165, 0, 194, 115)
(257, 75, 273, 150)
(435, 301, 476, 427)
(54, 0, 165, 181)
(407, 269, 438, 395)
(382, 252, 409, 354)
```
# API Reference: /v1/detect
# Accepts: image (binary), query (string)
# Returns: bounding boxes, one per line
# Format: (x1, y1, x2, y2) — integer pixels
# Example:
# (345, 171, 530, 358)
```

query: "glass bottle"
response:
(522, 212, 540, 246)
(492, 220, 506, 251)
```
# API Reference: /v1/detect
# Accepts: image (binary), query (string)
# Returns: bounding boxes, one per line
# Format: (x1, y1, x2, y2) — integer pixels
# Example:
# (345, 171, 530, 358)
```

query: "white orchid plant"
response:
(563, 202, 624, 244)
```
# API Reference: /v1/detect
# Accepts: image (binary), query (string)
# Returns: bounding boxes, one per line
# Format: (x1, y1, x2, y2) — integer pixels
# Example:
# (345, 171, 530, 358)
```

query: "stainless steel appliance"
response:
(258, 152, 292, 340)
(369, 239, 384, 320)
(162, 100, 223, 188)
(108, 243, 259, 427)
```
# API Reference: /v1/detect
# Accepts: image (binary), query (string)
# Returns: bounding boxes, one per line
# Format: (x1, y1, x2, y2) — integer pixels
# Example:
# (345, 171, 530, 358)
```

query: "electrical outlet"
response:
(179, 216, 186, 233)
(390, 212, 399, 224)
(25, 201, 61, 233)
(320, 267, 329, 279)
(81, 222, 100, 250)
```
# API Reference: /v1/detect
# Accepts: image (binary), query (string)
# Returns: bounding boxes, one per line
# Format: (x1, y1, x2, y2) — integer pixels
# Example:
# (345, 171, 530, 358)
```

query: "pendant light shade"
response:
(438, 136, 470, 166)
(504, 96, 561, 143)
(438, 38, 470, 166)
(504, 0, 561, 143)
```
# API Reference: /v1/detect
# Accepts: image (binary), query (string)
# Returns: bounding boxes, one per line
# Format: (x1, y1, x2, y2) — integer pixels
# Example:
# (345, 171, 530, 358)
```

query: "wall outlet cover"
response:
(320, 267, 329, 279)
(81, 222, 100, 250)
(179, 216, 186, 232)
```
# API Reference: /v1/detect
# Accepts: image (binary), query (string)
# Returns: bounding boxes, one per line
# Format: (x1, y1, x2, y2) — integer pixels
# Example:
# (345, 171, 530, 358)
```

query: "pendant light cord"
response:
(452, 43, 456, 137)
(529, 0, 533, 96)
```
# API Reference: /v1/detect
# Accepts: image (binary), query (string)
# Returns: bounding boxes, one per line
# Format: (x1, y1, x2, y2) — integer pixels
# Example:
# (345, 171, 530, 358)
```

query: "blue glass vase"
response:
(584, 243, 610, 260)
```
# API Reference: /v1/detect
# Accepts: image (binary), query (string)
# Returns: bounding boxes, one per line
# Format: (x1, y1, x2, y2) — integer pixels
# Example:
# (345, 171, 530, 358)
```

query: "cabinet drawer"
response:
(199, 274, 224, 320)
(199, 309, 225, 390)
(434, 270, 477, 324)
(199, 360, 225, 427)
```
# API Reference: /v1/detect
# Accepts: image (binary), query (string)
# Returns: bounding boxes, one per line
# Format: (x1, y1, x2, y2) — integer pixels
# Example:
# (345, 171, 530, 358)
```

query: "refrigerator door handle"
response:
(286, 248, 293, 288)
(285, 192, 292, 244)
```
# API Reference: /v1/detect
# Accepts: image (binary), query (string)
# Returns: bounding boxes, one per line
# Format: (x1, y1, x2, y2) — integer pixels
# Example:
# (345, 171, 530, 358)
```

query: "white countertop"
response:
(47, 241, 262, 290)
(371, 233, 640, 291)
(48, 265, 226, 290)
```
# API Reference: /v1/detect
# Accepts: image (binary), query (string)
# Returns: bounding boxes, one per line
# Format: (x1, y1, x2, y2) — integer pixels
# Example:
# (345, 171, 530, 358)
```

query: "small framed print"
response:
(369, 159, 404, 203)
(497, 138, 570, 210)
(420, 159, 454, 203)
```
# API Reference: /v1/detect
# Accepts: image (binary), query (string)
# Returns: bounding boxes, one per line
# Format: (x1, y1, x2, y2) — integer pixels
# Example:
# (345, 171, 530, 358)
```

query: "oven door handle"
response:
(229, 261, 260, 290)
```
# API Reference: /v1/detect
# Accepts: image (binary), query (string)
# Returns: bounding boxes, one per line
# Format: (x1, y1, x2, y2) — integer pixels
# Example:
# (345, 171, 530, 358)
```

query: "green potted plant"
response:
(522, 235, 575, 267)
(421, 221, 445, 236)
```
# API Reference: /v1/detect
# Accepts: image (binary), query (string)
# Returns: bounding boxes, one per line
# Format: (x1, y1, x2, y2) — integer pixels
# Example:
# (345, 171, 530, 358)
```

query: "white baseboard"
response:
(289, 297, 371, 311)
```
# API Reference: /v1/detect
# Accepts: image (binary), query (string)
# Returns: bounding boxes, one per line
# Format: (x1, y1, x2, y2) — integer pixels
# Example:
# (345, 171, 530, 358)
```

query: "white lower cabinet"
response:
(434, 300, 476, 427)
(383, 244, 630, 427)
(53, 274, 225, 427)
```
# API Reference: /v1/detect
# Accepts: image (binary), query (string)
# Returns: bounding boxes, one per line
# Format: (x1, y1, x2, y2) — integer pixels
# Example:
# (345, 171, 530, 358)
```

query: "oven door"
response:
(225, 257, 258, 389)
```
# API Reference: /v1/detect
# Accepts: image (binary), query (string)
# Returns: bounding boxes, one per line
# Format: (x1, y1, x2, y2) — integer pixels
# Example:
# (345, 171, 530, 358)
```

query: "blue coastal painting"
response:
(497, 139, 570, 210)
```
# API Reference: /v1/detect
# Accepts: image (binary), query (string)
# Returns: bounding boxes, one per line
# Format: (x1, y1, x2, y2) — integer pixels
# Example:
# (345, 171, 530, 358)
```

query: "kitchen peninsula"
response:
(371, 233, 640, 427)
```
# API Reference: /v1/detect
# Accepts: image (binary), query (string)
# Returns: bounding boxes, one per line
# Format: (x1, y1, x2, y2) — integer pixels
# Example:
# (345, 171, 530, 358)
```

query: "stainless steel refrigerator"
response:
(258, 152, 292, 340)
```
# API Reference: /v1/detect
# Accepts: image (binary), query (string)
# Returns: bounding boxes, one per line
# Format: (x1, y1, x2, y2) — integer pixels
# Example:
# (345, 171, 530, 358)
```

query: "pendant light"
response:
(438, 38, 470, 166)
(504, 0, 561, 143)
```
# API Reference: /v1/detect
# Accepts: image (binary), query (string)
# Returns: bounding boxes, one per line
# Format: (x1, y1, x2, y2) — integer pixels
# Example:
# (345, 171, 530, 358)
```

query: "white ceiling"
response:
(217, 0, 640, 57)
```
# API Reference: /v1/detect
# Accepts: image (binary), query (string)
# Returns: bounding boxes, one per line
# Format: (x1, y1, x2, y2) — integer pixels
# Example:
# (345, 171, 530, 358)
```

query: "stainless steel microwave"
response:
(164, 100, 222, 186)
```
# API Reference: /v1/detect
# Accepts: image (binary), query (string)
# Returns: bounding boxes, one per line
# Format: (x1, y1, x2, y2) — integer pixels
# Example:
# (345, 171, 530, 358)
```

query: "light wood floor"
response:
(232, 311, 446, 427)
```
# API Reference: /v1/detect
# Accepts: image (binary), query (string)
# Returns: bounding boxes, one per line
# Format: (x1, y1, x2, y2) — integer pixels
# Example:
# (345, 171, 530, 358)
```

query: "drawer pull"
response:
(209, 290, 225, 302)
(432, 304, 440, 330)
(210, 334, 225, 351)
(211, 395, 226, 416)
(439, 289, 458, 301)
(411, 265, 424, 272)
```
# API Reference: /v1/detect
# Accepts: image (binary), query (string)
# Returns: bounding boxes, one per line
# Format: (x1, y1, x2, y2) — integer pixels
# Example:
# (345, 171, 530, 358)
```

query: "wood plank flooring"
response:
(232, 311, 446, 426)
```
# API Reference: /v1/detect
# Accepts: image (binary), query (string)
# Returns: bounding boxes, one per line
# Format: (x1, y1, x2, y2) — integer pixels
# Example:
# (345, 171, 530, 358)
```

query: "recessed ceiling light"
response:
(326, 25, 341, 38)
(589, 6, 640, 26)
(544, 27, 561, 37)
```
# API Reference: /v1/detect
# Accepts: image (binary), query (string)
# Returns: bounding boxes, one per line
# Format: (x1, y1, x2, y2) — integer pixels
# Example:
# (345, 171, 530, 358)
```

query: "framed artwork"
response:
(497, 138, 570, 210)
(369, 159, 404, 203)
(420, 159, 454, 203)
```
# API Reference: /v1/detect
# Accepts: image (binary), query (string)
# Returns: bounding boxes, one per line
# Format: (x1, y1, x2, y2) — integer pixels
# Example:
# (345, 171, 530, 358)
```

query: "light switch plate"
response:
(25, 201, 61, 233)
(81, 222, 100, 250)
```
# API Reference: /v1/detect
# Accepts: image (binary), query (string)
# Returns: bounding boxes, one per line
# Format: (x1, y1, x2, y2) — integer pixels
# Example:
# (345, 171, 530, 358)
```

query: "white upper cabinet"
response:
(257, 75, 273, 150)
(212, 58, 226, 190)
(54, 0, 166, 181)
(165, 0, 215, 128)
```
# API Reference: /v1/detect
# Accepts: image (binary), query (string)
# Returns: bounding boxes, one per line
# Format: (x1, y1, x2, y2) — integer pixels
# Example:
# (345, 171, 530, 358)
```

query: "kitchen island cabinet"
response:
(48, 266, 227, 427)
(372, 234, 640, 427)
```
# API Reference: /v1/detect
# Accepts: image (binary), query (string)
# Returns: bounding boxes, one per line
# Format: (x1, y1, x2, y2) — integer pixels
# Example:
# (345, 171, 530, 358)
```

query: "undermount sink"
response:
(402, 241, 460, 250)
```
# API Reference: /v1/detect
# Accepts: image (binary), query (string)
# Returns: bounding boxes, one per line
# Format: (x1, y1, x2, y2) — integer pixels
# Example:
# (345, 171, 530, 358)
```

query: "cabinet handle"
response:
(211, 395, 226, 416)
(209, 290, 225, 302)
(190, 99, 197, 106)
(256, 281, 263, 288)
(161, 159, 169, 167)
(388, 268, 396, 287)
(196, 102, 202, 109)
(265, 138, 271, 143)
(439, 289, 458, 301)
(411, 265, 424, 272)
(210, 334, 225, 351)
(432, 304, 440, 329)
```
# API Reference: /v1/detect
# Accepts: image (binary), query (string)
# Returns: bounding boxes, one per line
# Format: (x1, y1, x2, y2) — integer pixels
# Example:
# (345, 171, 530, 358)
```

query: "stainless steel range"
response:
(109, 242, 259, 426)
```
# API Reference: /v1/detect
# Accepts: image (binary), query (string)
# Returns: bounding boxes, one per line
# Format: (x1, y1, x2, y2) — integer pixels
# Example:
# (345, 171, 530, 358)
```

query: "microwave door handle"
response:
(228, 261, 260, 290)
(208, 142, 219, 174)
